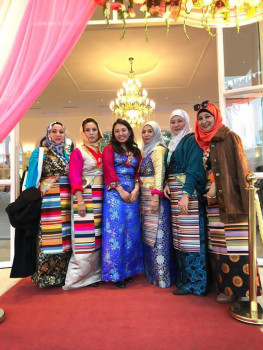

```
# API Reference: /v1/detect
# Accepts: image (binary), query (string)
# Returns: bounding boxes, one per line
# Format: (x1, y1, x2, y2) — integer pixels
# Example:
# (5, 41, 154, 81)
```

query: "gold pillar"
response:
(0, 308, 5, 324)
(230, 173, 263, 324)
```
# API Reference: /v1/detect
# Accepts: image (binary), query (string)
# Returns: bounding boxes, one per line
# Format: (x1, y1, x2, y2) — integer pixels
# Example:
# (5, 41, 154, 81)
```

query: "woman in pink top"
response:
(63, 118, 103, 290)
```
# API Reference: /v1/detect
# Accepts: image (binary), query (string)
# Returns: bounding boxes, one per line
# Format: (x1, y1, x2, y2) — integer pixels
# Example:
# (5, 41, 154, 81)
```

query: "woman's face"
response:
(170, 116, 186, 135)
(142, 125, 154, 145)
(49, 124, 65, 144)
(197, 111, 215, 131)
(83, 122, 99, 143)
(114, 123, 131, 144)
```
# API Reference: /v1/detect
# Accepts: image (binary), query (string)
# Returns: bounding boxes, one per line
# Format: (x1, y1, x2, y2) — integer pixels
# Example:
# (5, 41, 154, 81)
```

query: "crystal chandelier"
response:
(109, 58, 155, 128)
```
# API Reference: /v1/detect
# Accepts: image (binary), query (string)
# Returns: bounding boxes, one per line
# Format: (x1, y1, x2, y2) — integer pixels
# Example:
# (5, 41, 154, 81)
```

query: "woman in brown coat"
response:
(194, 101, 262, 303)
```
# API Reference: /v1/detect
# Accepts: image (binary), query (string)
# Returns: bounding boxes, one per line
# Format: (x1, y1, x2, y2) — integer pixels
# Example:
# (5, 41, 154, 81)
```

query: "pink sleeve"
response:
(102, 145, 121, 190)
(134, 151, 142, 181)
(69, 148, 84, 195)
(151, 189, 164, 198)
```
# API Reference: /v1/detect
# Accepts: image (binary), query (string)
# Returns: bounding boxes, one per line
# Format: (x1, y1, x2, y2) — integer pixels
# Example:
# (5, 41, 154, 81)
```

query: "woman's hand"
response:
(130, 188, 139, 203)
(75, 190, 86, 217)
(150, 194, 159, 214)
(116, 186, 131, 203)
(77, 203, 86, 217)
(204, 181, 217, 205)
(178, 193, 189, 215)
(164, 184, 171, 200)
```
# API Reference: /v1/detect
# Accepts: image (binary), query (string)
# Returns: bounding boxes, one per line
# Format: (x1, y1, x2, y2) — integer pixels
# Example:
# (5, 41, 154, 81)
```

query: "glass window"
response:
(101, 132, 112, 151)
(0, 135, 10, 180)
(0, 185, 10, 262)
(162, 130, 171, 147)
(225, 95, 263, 172)
(223, 22, 262, 90)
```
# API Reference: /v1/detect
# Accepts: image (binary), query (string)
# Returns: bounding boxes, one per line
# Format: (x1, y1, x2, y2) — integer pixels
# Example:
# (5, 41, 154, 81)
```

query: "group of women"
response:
(24, 101, 262, 303)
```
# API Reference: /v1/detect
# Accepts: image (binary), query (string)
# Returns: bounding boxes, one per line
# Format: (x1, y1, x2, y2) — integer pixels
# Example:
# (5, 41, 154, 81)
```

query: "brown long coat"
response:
(210, 125, 249, 223)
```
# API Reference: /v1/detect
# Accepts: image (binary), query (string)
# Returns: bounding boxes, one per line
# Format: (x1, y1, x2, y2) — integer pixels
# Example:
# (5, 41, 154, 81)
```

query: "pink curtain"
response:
(0, 0, 97, 142)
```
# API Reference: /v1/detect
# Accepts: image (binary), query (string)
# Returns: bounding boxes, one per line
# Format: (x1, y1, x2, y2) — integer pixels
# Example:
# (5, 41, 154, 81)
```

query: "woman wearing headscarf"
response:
(101, 119, 143, 288)
(164, 109, 209, 296)
(195, 101, 262, 303)
(63, 118, 103, 290)
(26, 122, 71, 287)
(140, 121, 175, 288)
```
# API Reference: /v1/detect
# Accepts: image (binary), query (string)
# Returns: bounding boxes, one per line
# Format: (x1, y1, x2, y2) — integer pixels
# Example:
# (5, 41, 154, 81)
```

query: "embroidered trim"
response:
(107, 181, 121, 191)
(124, 151, 134, 167)
(85, 146, 102, 168)
(203, 147, 210, 171)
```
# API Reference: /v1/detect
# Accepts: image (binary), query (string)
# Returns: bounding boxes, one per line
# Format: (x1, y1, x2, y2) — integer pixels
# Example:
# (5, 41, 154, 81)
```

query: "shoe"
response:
(216, 293, 236, 304)
(125, 277, 133, 282)
(89, 282, 100, 287)
(115, 280, 126, 288)
(173, 288, 189, 295)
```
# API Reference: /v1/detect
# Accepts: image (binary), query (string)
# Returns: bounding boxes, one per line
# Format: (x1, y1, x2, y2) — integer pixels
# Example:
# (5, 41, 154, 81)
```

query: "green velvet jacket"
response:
(165, 133, 206, 196)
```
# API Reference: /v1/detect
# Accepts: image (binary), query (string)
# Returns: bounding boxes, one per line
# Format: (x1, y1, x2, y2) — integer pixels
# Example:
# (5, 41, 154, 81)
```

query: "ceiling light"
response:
(109, 57, 155, 128)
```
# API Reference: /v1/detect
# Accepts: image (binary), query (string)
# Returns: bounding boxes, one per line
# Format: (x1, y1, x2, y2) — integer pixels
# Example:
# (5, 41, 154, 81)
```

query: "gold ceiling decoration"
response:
(109, 58, 155, 128)
(94, 0, 263, 39)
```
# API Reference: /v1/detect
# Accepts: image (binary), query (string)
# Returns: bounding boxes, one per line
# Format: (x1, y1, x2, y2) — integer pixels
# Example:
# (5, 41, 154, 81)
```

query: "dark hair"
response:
(82, 117, 102, 140)
(40, 136, 46, 147)
(110, 118, 140, 156)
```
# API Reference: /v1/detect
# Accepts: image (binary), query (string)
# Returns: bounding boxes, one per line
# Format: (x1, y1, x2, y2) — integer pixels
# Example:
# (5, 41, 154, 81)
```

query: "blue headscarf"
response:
(44, 122, 66, 156)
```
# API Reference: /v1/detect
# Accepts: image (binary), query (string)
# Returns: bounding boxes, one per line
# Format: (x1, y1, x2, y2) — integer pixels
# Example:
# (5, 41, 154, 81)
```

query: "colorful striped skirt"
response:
(140, 185, 175, 288)
(32, 176, 71, 288)
(63, 175, 103, 290)
(207, 204, 262, 298)
(169, 174, 209, 295)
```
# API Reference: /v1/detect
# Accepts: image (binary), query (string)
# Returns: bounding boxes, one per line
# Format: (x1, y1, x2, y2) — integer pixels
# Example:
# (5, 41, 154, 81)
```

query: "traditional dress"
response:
(140, 121, 175, 288)
(63, 144, 103, 289)
(26, 147, 71, 287)
(167, 133, 209, 295)
(101, 145, 143, 282)
(195, 102, 262, 298)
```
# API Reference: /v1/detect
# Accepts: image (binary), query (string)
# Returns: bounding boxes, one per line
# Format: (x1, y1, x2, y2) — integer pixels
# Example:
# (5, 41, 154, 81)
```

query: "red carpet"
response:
(0, 274, 262, 350)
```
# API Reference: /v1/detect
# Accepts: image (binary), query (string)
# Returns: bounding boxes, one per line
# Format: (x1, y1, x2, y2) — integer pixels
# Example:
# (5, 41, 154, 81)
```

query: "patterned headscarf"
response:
(168, 109, 191, 152)
(45, 122, 66, 156)
(142, 121, 166, 158)
(194, 102, 224, 152)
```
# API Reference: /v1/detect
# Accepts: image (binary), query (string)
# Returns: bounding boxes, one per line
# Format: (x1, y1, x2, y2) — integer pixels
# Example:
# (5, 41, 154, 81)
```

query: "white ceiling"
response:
(20, 23, 219, 147)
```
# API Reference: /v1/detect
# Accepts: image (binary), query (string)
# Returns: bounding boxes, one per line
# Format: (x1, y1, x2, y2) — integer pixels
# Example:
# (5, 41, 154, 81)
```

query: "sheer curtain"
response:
(0, 0, 97, 142)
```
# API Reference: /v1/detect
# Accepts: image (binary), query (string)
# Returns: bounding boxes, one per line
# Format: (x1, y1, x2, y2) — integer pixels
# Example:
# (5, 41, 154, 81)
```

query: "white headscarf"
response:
(168, 109, 191, 152)
(142, 121, 166, 158)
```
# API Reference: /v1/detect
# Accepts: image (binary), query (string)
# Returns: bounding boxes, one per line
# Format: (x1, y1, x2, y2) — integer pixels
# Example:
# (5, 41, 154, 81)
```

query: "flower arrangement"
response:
(94, 0, 263, 40)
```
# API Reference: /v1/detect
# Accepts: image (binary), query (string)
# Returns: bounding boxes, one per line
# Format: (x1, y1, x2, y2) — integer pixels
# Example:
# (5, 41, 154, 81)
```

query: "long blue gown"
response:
(140, 148, 175, 288)
(101, 152, 143, 282)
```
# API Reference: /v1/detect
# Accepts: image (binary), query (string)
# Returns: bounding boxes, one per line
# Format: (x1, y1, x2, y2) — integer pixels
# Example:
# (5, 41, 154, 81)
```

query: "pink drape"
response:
(0, 0, 97, 142)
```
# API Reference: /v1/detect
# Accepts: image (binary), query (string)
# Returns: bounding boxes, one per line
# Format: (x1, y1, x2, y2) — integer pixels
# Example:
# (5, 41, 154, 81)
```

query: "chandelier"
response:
(109, 58, 155, 128)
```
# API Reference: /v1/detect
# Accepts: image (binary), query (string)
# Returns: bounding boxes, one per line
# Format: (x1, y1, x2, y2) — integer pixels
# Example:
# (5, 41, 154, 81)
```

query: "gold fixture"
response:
(230, 173, 263, 325)
(109, 58, 155, 128)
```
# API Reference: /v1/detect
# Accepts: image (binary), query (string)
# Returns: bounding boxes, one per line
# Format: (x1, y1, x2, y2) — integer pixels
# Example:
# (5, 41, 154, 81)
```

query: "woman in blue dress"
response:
(140, 121, 175, 288)
(101, 119, 143, 288)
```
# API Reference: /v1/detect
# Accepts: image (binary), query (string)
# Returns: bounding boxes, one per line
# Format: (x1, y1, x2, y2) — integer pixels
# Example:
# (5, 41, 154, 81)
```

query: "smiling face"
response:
(83, 122, 99, 143)
(197, 111, 215, 131)
(142, 125, 154, 145)
(114, 123, 131, 144)
(49, 124, 65, 144)
(170, 116, 186, 135)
